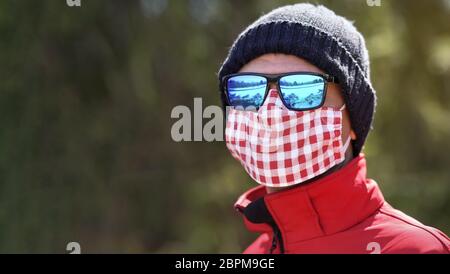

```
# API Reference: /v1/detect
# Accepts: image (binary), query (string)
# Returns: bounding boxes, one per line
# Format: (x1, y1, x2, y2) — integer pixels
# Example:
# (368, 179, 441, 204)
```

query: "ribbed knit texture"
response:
(218, 3, 376, 155)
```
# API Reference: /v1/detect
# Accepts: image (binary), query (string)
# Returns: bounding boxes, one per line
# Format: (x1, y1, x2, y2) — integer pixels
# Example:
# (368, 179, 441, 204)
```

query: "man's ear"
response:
(350, 129, 357, 140)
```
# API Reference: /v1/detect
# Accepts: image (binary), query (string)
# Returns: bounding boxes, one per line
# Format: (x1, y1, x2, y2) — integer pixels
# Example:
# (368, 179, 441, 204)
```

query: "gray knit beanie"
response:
(218, 3, 376, 155)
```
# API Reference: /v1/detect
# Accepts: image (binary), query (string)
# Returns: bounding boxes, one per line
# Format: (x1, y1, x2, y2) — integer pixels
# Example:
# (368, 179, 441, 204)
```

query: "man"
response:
(218, 3, 450, 254)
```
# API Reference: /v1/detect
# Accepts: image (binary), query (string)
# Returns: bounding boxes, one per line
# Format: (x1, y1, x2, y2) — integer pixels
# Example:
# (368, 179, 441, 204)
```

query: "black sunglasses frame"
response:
(221, 71, 339, 111)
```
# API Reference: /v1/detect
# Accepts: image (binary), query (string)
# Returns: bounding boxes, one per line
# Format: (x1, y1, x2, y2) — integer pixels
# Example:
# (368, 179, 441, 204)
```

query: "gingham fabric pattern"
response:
(225, 89, 346, 187)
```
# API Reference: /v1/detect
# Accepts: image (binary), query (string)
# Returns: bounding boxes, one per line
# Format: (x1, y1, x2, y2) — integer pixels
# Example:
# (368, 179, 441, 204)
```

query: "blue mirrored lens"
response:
(227, 75, 267, 108)
(279, 75, 325, 110)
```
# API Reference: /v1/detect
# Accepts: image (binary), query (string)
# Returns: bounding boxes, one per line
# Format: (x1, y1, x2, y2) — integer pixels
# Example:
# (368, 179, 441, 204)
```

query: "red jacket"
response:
(234, 155, 450, 254)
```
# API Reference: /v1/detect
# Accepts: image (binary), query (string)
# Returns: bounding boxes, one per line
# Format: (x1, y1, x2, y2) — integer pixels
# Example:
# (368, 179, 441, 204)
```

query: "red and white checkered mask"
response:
(225, 89, 351, 187)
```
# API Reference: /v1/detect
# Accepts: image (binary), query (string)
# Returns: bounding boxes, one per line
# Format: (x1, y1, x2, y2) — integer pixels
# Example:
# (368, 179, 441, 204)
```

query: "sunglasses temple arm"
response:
(328, 75, 339, 84)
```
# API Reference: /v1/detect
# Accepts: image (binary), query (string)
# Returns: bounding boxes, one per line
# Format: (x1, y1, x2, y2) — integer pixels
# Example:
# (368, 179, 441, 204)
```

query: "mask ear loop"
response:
(339, 104, 352, 153)
(342, 135, 352, 153)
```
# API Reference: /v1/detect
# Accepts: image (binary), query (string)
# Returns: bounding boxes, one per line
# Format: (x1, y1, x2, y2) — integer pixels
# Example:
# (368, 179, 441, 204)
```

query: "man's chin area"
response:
(265, 154, 355, 194)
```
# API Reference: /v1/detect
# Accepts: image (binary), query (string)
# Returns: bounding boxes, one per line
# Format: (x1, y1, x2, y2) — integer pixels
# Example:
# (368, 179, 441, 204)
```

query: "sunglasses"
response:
(221, 72, 339, 111)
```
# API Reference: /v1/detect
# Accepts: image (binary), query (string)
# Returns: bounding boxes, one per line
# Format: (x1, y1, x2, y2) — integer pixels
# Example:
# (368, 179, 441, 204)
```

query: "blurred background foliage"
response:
(0, 0, 449, 253)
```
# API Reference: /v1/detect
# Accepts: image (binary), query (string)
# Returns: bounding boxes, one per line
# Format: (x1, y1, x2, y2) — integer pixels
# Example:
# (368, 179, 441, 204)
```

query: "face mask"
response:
(225, 89, 351, 187)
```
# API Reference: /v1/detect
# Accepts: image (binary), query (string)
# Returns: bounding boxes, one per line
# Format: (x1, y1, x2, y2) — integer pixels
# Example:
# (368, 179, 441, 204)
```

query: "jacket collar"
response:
(234, 154, 385, 244)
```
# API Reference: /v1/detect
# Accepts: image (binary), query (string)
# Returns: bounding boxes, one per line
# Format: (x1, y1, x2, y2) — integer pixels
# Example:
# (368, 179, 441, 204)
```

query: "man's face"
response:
(238, 53, 356, 192)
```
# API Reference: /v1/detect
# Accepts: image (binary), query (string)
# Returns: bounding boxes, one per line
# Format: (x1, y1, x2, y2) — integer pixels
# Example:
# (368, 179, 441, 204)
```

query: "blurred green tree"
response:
(0, 0, 448, 253)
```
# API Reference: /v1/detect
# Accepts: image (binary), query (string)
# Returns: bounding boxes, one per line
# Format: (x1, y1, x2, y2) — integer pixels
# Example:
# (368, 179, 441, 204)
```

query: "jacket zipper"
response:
(269, 224, 285, 254)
